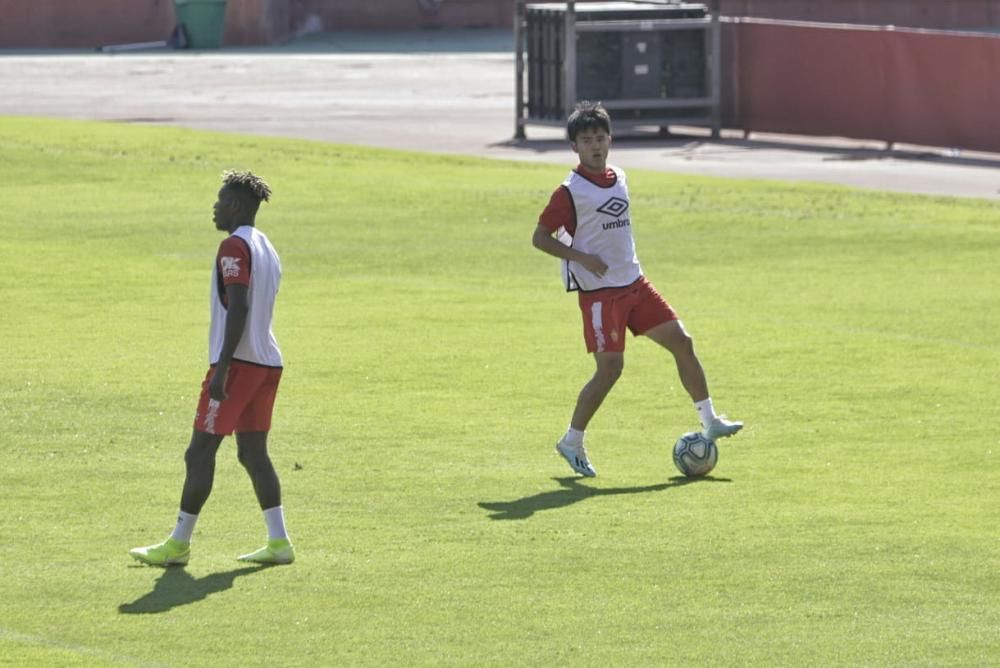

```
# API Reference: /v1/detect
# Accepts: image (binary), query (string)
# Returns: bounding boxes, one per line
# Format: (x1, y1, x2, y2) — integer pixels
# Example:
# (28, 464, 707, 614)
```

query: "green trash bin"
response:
(174, 0, 228, 49)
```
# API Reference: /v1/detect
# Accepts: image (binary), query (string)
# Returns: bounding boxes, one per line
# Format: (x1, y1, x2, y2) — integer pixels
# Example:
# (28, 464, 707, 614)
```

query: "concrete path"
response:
(2, 29, 998, 199)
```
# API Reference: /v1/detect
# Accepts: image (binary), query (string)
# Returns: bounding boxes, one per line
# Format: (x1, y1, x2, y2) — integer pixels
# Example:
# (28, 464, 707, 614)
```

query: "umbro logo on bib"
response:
(596, 197, 629, 217)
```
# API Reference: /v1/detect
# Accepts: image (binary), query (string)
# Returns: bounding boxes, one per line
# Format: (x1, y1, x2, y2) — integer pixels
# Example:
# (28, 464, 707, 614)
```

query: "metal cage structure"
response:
(514, 1, 722, 138)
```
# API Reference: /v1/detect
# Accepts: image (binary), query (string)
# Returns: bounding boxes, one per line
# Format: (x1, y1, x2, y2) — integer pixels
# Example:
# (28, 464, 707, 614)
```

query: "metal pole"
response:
(709, 0, 722, 138)
(514, 0, 526, 139)
(564, 1, 577, 121)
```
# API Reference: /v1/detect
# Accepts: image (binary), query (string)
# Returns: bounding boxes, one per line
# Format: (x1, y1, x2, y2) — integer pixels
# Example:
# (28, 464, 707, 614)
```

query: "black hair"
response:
(567, 101, 611, 141)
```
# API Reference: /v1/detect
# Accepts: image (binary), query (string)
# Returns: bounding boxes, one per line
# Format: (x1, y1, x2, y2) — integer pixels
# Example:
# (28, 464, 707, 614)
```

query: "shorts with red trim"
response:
(193, 360, 283, 435)
(578, 277, 678, 353)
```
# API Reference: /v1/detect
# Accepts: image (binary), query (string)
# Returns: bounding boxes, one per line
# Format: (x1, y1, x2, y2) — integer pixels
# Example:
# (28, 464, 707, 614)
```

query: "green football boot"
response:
(129, 538, 190, 566)
(237, 538, 295, 565)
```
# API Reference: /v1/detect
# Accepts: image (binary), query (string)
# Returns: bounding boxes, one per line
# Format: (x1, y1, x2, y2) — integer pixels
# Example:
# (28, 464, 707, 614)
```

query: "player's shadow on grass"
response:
(118, 564, 271, 614)
(478, 475, 731, 520)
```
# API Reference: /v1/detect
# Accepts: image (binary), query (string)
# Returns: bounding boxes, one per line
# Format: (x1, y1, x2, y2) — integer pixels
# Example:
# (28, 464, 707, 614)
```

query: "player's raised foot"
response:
(237, 538, 295, 565)
(703, 415, 743, 440)
(556, 437, 597, 477)
(129, 538, 190, 566)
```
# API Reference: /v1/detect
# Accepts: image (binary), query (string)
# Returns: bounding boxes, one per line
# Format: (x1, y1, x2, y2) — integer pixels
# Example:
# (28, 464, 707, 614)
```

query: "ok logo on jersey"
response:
(596, 197, 629, 217)
(220, 256, 242, 278)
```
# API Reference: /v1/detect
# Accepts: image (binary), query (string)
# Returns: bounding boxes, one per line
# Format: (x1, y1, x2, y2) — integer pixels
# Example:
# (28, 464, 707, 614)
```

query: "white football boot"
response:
(703, 415, 744, 440)
(555, 437, 597, 477)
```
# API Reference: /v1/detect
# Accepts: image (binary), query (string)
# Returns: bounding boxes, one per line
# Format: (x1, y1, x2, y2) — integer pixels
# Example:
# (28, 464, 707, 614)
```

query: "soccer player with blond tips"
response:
(130, 170, 294, 565)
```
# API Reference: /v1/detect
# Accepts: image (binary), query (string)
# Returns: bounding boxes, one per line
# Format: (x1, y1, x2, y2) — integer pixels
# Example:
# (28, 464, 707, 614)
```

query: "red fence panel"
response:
(720, 0, 1000, 31)
(724, 20, 891, 141)
(885, 28, 1000, 150)
(0, 0, 289, 48)
(723, 18, 1000, 152)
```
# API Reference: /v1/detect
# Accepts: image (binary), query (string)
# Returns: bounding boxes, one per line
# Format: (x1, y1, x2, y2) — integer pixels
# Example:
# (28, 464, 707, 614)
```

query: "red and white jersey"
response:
(538, 164, 642, 292)
(209, 225, 283, 368)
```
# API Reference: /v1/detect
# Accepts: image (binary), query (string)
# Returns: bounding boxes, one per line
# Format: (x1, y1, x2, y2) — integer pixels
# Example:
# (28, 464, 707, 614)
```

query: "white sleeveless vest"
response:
(557, 166, 642, 292)
(209, 226, 283, 367)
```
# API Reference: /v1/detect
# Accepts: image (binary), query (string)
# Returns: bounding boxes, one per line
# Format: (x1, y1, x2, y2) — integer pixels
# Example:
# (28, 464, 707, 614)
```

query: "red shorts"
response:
(578, 277, 678, 353)
(193, 360, 283, 435)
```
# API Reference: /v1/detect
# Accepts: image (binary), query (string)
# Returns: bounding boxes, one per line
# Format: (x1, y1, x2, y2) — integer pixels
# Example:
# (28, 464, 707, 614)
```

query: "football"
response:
(672, 431, 718, 477)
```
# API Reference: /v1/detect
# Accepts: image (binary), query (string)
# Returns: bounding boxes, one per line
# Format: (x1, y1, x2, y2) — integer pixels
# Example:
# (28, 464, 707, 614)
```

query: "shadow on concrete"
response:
(269, 28, 513, 54)
(494, 130, 1000, 170)
(0, 28, 513, 57)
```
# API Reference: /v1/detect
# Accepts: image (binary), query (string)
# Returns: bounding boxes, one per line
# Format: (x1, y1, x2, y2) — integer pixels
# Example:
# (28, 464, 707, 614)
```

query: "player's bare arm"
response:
(531, 224, 609, 278)
(209, 282, 250, 401)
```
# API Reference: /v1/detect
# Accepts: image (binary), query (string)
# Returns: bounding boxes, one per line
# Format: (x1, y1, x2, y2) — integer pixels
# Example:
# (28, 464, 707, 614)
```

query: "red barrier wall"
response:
(724, 21, 890, 141)
(6, 1, 1000, 48)
(284, 0, 1000, 36)
(886, 29, 1000, 149)
(229, 0, 291, 44)
(723, 19, 1000, 153)
(721, 0, 1000, 30)
(0, 0, 512, 48)
(0, 0, 289, 48)
(0, 0, 172, 48)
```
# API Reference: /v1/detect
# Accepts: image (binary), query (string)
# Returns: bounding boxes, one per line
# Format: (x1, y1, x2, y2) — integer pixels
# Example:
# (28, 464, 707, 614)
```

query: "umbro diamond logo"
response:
(596, 197, 629, 217)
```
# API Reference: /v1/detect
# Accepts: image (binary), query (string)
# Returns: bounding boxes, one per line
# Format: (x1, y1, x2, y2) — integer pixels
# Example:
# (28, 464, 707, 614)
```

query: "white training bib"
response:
(557, 166, 642, 292)
(208, 226, 283, 367)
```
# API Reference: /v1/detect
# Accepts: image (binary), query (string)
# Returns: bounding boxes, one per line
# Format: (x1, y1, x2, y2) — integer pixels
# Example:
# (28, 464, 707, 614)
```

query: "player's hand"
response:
(209, 364, 229, 402)
(580, 254, 609, 278)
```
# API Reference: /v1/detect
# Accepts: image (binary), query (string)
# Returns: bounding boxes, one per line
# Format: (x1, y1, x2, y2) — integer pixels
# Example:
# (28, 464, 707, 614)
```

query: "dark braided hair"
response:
(222, 170, 272, 203)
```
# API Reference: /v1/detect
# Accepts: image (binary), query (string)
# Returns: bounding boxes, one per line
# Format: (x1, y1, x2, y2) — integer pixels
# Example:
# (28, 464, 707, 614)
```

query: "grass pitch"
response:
(1, 117, 998, 666)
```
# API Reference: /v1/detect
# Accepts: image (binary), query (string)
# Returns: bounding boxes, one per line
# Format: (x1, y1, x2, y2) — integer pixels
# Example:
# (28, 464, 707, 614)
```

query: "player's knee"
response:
(236, 446, 255, 470)
(237, 445, 269, 472)
(681, 332, 695, 354)
(596, 358, 624, 385)
(184, 442, 212, 469)
(671, 330, 695, 357)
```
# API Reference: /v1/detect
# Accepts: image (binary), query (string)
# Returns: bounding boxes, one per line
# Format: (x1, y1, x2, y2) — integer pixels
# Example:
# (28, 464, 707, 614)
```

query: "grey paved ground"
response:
(2, 29, 998, 199)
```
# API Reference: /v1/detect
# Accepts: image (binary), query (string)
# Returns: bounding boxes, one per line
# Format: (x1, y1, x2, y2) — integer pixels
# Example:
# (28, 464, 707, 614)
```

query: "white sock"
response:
(263, 505, 288, 541)
(170, 510, 198, 543)
(694, 398, 717, 430)
(564, 427, 585, 446)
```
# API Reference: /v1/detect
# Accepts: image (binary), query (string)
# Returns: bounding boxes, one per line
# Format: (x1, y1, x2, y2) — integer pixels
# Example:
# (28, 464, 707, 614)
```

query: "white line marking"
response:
(0, 627, 168, 667)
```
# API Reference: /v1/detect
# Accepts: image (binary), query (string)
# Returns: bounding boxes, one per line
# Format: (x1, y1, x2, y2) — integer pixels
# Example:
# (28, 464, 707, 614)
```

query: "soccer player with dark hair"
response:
(130, 170, 294, 565)
(532, 101, 743, 477)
